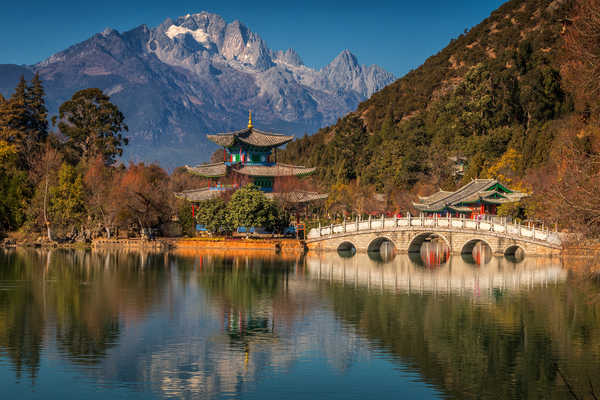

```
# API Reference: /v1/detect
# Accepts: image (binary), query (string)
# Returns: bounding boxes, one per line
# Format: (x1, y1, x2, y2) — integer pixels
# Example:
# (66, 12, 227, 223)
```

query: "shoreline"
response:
(1, 236, 307, 253)
(2, 237, 599, 278)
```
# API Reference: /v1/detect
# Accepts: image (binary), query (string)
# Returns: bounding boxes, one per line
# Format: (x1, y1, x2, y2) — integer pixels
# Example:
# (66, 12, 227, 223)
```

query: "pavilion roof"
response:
(185, 163, 227, 178)
(174, 188, 328, 204)
(207, 127, 294, 148)
(413, 179, 527, 211)
(174, 188, 221, 202)
(234, 163, 316, 177)
(417, 190, 454, 203)
(267, 191, 328, 204)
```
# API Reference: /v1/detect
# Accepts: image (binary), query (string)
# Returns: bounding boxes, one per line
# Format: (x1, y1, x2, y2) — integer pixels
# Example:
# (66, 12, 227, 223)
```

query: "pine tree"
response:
(0, 76, 28, 154)
(24, 73, 48, 162)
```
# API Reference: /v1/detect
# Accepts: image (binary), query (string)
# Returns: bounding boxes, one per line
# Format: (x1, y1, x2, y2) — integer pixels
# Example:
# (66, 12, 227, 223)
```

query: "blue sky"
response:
(1, 0, 505, 77)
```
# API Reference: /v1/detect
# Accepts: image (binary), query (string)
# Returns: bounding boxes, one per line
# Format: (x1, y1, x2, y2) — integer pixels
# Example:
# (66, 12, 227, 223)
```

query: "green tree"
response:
(23, 73, 48, 161)
(226, 184, 287, 232)
(49, 163, 86, 231)
(58, 88, 128, 165)
(176, 201, 196, 236)
(0, 140, 29, 233)
(195, 197, 231, 234)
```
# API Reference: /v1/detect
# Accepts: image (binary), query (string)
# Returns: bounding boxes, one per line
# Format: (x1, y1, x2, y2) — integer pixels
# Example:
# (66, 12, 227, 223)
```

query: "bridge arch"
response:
(460, 238, 493, 265)
(367, 236, 396, 262)
(367, 236, 396, 253)
(407, 232, 450, 253)
(504, 244, 525, 262)
(460, 238, 494, 255)
(337, 241, 357, 257)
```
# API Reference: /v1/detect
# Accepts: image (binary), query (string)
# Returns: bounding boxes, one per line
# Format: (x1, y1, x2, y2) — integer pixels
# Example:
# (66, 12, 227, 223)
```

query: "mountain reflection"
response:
(0, 248, 598, 400)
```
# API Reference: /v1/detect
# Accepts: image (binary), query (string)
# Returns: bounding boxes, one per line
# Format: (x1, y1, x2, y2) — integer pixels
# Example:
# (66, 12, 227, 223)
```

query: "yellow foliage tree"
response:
(486, 148, 529, 192)
(0, 140, 17, 163)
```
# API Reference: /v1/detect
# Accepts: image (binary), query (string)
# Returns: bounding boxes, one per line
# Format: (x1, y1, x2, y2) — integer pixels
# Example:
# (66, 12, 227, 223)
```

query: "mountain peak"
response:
(101, 27, 118, 37)
(319, 49, 394, 97)
(276, 48, 303, 66)
(18, 11, 395, 166)
(328, 49, 359, 69)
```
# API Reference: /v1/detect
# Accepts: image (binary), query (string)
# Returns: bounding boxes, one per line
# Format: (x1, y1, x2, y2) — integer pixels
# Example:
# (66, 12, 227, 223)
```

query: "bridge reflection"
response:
(307, 252, 565, 296)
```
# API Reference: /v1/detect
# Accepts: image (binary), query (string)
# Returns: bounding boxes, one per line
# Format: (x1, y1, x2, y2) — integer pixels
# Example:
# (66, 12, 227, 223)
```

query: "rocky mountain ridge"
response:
(0, 12, 395, 166)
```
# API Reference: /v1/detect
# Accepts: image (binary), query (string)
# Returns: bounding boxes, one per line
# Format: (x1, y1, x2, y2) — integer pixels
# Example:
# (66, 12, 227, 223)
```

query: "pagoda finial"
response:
(247, 110, 253, 129)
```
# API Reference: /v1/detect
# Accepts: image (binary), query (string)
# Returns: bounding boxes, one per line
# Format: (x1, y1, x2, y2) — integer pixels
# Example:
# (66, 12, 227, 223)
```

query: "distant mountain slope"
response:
(0, 12, 394, 167)
(0, 65, 33, 96)
(281, 0, 573, 192)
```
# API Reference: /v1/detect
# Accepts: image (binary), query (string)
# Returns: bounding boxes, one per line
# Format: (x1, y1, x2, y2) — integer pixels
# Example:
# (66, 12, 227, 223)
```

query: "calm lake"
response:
(0, 248, 598, 399)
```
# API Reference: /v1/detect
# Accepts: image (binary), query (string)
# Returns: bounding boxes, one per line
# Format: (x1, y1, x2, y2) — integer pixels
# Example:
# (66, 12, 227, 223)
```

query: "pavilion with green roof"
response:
(176, 113, 327, 206)
(413, 179, 527, 219)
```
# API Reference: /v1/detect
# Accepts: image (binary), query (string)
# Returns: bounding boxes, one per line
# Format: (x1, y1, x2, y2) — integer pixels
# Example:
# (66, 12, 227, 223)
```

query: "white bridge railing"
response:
(307, 215, 562, 247)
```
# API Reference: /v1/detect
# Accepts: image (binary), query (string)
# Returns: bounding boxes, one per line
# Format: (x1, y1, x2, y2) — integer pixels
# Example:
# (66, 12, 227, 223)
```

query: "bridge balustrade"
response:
(307, 217, 561, 247)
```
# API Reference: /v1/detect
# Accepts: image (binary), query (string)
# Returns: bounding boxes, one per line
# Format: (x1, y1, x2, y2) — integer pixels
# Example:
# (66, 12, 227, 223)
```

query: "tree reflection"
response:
(0, 250, 46, 381)
(1, 248, 598, 400)
(321, 269, 600, 399)
(193, 253, 295, 350)
(0, 248, 168, 379)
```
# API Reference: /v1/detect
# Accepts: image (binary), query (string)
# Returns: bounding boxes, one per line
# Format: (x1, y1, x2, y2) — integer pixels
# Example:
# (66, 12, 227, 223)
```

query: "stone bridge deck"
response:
(306, 216, 562, 256)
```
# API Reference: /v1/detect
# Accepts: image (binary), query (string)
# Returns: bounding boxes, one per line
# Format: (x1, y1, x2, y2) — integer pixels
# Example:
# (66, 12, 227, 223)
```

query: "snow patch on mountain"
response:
(165, 25, 211, 45)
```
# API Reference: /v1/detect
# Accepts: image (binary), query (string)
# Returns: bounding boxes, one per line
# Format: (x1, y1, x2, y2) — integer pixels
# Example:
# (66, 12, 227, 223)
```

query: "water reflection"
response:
(470, 241, 493, 265)
(0, 248, 598, 400)
(418, 239, 450, 267)
(308, 252, 565, 295)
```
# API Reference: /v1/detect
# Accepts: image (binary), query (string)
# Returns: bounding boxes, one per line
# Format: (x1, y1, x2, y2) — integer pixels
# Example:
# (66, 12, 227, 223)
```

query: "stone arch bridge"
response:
(306, 216, 562, 256)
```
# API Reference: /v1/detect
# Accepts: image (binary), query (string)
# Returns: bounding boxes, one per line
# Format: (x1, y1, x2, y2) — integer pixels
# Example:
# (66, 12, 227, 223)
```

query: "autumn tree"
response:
(113, 163, 170, 236)
(58, 88, 128, 165)
(84, 157, 121, 238)
(26, 142, 63, 240)
(563, 0, 600, 120)
(169, 166, 208, 192)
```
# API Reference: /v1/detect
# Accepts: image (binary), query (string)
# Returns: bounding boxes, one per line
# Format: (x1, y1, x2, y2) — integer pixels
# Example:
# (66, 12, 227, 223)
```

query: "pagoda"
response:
(176, 113, 327, 205)
(413, 179, 527, 219)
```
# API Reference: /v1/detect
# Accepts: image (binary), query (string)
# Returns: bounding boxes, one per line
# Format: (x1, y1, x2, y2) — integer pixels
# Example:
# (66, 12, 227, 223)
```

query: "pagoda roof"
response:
(207, 127, 294, 148)
(174, 188, 328, 204)
(185, 163, 227, 178)
(234, 163, 316, 177)
(267, 191, 328, 204)
(413, 179, 527, 211)
(417, 190, 454, 203)
(174, 188, 221, 202)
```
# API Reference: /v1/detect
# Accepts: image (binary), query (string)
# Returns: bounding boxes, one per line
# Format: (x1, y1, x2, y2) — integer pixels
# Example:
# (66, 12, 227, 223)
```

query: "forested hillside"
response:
(282, 0, 572, 194)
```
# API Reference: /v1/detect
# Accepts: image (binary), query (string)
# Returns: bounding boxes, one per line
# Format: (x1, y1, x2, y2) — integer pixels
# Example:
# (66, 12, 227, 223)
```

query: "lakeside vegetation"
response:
(0, 74, 293, 242)
(0, 79, 174, 241)
(281, 0, 600, 237)
(2, 0, 600, 242)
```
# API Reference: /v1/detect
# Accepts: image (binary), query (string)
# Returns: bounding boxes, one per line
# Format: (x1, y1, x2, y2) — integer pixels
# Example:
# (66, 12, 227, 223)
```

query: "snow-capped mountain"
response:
(2, 12, 395, 166)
